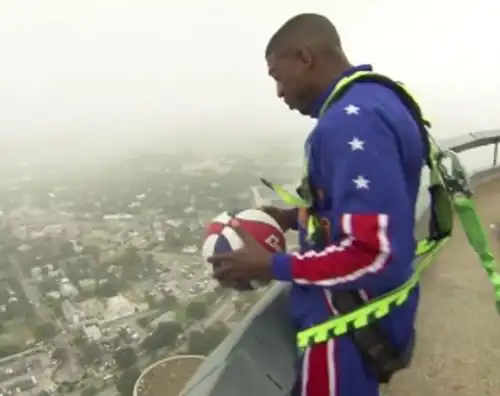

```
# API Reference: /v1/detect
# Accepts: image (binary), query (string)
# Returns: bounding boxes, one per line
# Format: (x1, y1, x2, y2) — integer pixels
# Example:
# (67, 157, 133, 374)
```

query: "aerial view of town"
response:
(0, 139, 302, 396)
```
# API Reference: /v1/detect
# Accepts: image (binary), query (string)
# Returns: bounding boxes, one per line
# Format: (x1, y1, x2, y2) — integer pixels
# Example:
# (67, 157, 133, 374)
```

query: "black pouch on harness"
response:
(332, 291, 415, 383)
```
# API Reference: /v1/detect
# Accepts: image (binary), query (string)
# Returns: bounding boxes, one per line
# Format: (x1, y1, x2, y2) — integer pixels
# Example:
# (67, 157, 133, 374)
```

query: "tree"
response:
(45, 297, 63, 319)
(187, 323, 228, 356)
(121, 247, 142, 267)
(82, 245, 101, 262)
(95, 278, 120, 298)
(117, 247, 144, 281)
(34, 322, 58, 341)
(115, 366, 141, 396)
(73, 332, 87, 347)
(38, 277, 60, 295)
(0, 344, 20, 359)
(136, 317, 150, 329)
(162, 291, 178, 309)
(80, 387, 98, 396)
(186, 301, 207, 321)
(145, 293, 160, 309)
(141, 321, 182, 353)
(51, 347, 68, 362)
(79, 342, 101, 365)
(113, 347, 138, 370)
(58, 241, 75, 259)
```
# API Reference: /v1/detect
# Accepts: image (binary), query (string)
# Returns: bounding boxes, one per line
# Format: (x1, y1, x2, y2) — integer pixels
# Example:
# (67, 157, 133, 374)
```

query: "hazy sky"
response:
(0, 0, 499, 151)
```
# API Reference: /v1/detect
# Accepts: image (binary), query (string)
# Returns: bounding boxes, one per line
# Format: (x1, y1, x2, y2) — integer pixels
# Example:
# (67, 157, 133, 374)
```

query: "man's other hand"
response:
(260, 206, 297, 232)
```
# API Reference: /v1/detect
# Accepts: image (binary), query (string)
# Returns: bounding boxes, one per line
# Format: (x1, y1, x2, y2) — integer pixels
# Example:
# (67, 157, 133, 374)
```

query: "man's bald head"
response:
(265, 13, 342, 59)
(265, 14, 350, 117)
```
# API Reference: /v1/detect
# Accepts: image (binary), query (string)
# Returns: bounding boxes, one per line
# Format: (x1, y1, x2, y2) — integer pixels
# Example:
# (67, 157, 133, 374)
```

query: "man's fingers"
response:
(207, 251, 238, 264)
(212, 263, 231, 279)
(212, 262, 243, 284)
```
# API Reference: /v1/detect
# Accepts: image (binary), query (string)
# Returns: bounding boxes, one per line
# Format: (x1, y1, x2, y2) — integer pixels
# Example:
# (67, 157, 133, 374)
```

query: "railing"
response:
(180, 129, 500, 396)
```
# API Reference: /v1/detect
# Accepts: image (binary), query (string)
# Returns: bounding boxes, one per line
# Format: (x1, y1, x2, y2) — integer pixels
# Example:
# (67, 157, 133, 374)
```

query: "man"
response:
(210, 13, 424, 396)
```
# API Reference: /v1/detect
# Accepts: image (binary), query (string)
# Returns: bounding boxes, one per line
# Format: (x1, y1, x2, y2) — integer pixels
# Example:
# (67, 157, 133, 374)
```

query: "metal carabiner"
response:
(436, 150, 472, 198)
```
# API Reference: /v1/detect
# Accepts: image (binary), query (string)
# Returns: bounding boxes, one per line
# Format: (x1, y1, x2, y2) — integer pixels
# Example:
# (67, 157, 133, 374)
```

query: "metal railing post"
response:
(493, 141, 498, 167)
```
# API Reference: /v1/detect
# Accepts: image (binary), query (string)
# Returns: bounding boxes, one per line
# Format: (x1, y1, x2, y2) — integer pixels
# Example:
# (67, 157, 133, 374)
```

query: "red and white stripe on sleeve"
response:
(291, 213, 391, 287)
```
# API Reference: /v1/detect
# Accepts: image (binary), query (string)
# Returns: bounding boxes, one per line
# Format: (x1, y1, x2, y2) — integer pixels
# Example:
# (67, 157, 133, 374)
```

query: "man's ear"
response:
(297, 46, 313, 69)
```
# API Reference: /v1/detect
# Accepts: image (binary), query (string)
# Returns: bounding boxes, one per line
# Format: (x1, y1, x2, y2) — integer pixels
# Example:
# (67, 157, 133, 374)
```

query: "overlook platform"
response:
(389, 173, 500, 396)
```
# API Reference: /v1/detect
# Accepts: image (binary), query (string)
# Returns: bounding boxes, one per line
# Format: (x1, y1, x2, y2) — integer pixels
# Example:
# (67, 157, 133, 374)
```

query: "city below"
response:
(0, 142, 301, 396)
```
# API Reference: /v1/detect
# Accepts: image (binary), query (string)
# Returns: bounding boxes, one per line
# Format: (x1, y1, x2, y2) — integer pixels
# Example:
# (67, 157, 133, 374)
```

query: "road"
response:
(0, 347, 42, 365)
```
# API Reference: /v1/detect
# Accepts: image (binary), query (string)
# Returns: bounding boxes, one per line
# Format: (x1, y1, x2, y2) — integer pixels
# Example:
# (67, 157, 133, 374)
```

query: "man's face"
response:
(266, 49, 314, 115)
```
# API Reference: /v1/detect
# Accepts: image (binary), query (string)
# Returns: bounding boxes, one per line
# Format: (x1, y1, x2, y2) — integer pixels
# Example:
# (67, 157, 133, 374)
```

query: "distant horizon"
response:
(1, 1, 498, 149)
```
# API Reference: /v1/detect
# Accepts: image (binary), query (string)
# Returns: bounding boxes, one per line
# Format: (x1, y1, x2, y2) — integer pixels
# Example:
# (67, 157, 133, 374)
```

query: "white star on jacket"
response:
(348, 137, 365, 151)
(353, 175, 370, 189)
(344, 104, 360, 115)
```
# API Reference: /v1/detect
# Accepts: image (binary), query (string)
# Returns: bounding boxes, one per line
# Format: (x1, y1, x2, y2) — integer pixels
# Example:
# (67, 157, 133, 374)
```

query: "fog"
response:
(0, 0, 499, 160)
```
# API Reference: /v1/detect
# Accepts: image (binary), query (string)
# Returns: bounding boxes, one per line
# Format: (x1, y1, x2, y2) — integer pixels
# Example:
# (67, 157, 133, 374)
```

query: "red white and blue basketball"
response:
(202, 208, 286, 290)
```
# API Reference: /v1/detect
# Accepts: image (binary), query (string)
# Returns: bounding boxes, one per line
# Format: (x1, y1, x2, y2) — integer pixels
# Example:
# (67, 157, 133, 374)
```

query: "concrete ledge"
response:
(180, 131, 500, 396)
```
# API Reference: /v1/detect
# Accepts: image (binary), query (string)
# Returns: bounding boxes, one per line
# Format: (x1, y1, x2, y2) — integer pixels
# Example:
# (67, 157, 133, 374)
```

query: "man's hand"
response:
(260, 206, 297, 233)
(208, 219, 275, 284)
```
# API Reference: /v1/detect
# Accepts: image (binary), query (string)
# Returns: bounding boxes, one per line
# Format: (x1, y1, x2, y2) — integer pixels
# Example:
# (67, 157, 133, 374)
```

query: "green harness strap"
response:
(262, 71, 500, 350)
(438, 149, 500, 311)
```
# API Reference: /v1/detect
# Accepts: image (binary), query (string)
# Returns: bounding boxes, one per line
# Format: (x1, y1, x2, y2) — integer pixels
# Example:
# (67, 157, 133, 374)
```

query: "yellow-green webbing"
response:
(437, 150, 500, 313)
(296, 237, 449, 349)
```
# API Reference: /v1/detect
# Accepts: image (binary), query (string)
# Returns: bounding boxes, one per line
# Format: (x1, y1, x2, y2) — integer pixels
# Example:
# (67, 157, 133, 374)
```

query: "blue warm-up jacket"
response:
(271, 64, 425, 350)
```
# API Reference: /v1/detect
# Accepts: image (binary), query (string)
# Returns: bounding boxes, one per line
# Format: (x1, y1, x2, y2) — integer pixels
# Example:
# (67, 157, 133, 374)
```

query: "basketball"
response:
(202, 208, 286, 290)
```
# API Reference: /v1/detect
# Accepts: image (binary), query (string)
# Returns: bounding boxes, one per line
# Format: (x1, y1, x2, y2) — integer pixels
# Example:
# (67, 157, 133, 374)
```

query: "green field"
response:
(0, 318, 34, 349)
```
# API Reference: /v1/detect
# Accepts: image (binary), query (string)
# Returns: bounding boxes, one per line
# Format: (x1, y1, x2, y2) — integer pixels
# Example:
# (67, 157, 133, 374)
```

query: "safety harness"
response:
(262, 71, 500, 382)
